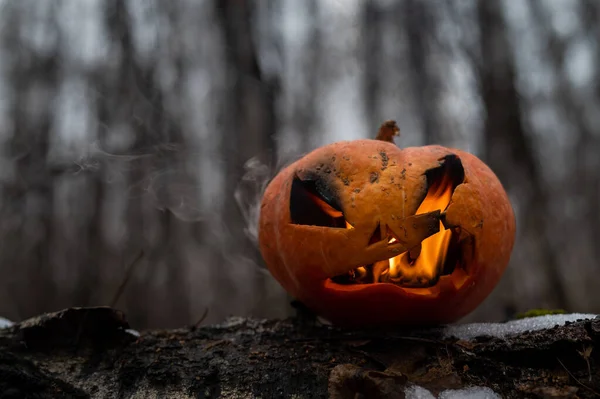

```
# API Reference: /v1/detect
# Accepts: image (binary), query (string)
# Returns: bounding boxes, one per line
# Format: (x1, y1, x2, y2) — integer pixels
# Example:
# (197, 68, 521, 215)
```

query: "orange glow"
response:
(309, 192, 342, 218)
(340, 174, 455, 286)
(388, 174, 454, 285)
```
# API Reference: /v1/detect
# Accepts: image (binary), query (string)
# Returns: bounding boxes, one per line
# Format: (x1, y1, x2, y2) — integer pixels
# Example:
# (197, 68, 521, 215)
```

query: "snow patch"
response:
(405, 385, 500, 399)
(404, 385, 436, 399)
(125, 328, 140, 337)
(438, 387, 501, 398)
(0, 316, 13, 329)
(218, 316, 248, 328)
(217, 316, 272, 330)
(445, 313, 598, 340)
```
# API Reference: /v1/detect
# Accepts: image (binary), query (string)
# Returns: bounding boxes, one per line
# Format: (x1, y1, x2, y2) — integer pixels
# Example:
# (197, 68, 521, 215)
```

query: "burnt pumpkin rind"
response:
(258, 139, 515, 326)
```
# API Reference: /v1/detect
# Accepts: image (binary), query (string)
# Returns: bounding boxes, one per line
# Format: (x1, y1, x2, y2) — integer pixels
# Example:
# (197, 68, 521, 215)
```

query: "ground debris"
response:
(0, 308, 598, 398)
(329, 364, 407, 399)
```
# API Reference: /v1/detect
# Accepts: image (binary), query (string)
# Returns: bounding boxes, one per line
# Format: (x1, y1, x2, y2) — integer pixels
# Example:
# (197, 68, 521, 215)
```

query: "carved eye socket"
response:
(289, 176, 347, 228)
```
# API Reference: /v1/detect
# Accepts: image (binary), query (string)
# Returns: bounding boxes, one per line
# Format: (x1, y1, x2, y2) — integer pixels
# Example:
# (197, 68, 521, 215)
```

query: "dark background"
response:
(0, 0, 598, 329)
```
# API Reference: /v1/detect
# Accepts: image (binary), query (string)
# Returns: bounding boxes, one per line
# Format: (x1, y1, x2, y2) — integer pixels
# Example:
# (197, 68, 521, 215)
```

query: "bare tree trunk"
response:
(528, 0, 600, 310)
(72, 175, 104, 307)
(294, 0, 320, 155)
(579, 0, 600, 271)
(362, 0, 382, 132)
(476, 0, 568, 310)
(214, 0, 278, 318)
(98, 0, 191, 328)
(1, 3, 60, 318)
(402, 0, 439, 144)
(98, 0, 148, 328)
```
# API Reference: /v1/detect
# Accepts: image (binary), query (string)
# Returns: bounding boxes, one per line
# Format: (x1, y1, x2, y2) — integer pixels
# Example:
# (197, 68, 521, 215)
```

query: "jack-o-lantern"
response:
(258, 121, 515, 326)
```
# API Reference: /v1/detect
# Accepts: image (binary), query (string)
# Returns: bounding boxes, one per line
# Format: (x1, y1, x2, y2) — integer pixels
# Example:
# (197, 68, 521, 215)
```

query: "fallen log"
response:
(0, 307, 598, 398)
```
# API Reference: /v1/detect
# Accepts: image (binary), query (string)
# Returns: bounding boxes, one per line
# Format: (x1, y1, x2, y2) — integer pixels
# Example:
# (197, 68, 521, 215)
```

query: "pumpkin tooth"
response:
(372, 260, 389, 283)
(440, 211, 447, 227)
(408, 244, 422, 263)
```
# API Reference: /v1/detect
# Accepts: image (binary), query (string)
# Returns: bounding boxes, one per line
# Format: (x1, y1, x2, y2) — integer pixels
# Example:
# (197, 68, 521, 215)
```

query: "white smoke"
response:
(234, 151, 303, 248)
(65, 140, 207, 223)
(234, 157, 272, 246)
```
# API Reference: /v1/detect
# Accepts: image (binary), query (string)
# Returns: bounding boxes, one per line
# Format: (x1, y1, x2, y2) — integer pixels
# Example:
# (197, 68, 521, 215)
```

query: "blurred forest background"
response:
(0, 0, 599, 329)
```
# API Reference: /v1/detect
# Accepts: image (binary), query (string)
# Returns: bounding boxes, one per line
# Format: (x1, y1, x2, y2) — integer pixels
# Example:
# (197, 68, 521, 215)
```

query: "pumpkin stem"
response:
(375, 120, 400, 143)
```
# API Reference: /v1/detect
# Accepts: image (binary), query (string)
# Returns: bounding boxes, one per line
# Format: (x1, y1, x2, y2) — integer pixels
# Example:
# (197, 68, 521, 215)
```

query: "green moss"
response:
(515, 309, 567, 319)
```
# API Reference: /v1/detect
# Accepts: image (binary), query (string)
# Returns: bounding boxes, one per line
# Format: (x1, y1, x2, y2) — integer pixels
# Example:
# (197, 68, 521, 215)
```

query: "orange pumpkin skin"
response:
(258, 139, 515, 326)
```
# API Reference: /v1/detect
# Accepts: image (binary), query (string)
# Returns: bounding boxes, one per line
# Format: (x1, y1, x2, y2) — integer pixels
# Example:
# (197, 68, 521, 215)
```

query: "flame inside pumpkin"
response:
(289, 154, 465, 289)
(362, 171, 455, 287)
(334, 155, 465, 288)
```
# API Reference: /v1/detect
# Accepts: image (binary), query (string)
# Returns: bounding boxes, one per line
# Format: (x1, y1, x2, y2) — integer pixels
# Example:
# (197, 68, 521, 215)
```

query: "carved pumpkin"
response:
(258, 122, 515, 326)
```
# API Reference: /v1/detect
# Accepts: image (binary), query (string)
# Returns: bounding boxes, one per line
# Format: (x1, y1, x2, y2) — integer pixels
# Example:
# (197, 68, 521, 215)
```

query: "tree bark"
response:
(362, 0, 382, 133)
(1, 307, 598, 398)
(402, 0, 440, 145)
(476, 0, 569, 310)
(214, 0, 279, 319)
(1, 2, 60, 318)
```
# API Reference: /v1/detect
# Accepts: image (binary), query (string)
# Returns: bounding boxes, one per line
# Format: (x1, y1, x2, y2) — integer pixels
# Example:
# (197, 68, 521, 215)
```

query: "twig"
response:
(346, 347, 389, 369)
(290, 333, 445, 346)
(190, 307, 209, 331)
(110, 250, 145, 308)
(578, 345, 594, 382)
(387, 334, 445, 345)
(556, 357, 600, 397)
